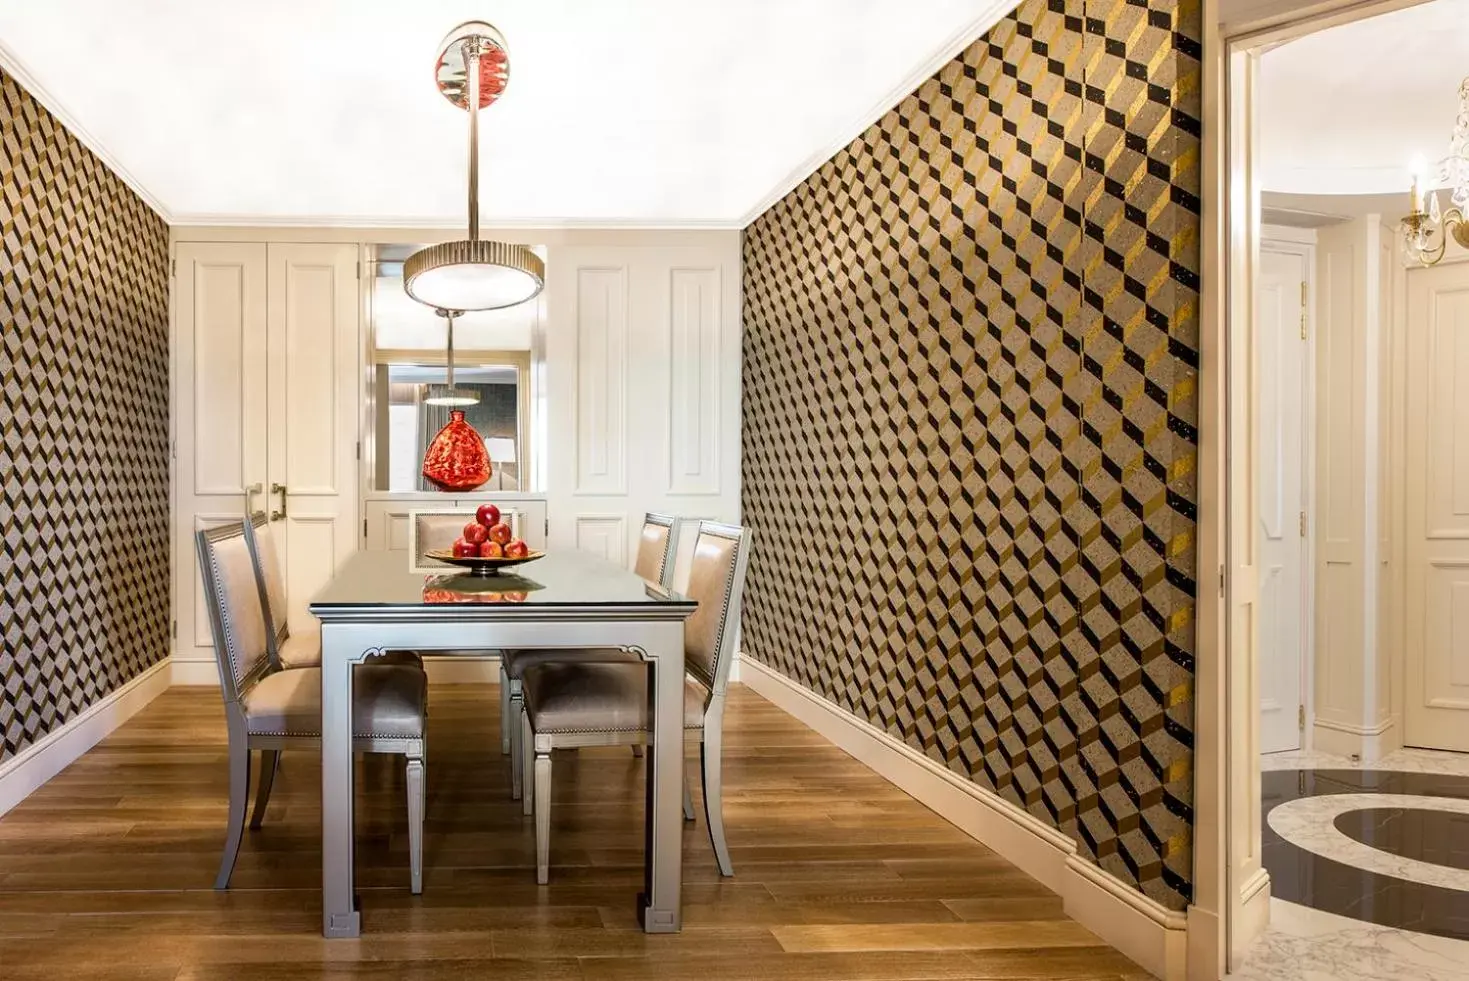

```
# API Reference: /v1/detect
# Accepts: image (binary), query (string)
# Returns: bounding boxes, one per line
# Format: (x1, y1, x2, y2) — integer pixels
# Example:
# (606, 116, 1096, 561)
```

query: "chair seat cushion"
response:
(244, 665, 427, 739)
(522, 662, 706, 734)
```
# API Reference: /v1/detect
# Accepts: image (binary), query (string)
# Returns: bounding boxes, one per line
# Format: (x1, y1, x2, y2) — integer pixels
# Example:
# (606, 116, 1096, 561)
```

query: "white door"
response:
(172, 242, 269, 668)
(1404, 260, 1469, 751)
(1257, 247, 1309, 753)
(265, 244, 361, 644)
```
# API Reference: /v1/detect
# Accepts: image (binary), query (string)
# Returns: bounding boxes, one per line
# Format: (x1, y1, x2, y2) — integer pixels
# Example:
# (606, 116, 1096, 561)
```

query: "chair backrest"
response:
(681, 521, 752, 694)
(196, 522, 273, 704)
(634, 512, 680, 587)
(407, 507, 522, 574)
(242, 514, 289, 664)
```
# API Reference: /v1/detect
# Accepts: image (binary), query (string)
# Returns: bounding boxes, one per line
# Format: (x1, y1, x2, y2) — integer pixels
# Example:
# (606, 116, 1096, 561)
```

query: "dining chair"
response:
(520, 520, 751, 884)
(242, 513, 420, 670)
(501, 512, 680, 804)
(196, 521, 429, 894)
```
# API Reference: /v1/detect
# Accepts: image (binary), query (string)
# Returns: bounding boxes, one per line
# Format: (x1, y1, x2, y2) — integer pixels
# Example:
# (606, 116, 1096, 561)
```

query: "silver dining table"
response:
(308, 549, 697, 938)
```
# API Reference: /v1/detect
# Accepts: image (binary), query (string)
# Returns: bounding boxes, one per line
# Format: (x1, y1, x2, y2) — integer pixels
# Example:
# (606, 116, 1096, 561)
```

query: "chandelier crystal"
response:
(1404, 77, 1469, 267)
(404, 22, 544, 311)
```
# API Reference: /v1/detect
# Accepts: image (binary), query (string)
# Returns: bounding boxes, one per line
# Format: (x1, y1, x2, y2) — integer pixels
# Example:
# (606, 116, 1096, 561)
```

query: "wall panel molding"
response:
(574, 266, 629, 496)
(668, 267, 722, 495)
(575, 514, 628, 564)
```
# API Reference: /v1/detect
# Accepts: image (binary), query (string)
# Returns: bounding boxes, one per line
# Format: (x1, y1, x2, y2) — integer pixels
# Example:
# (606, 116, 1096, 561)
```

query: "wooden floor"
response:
(0, 682, 1147, 980)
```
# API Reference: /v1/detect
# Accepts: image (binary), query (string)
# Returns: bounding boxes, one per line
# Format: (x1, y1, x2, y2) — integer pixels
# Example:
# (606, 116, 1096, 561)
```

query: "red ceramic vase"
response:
(422, 409, 492, 491)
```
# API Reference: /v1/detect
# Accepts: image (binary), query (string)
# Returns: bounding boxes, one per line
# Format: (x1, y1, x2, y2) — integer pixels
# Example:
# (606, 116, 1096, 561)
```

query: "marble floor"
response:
(1230, 747, 1469, 980)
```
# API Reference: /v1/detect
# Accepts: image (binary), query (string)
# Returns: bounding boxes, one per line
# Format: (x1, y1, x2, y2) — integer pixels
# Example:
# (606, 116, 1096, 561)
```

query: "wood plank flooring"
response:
(0, 683, 1148, 980)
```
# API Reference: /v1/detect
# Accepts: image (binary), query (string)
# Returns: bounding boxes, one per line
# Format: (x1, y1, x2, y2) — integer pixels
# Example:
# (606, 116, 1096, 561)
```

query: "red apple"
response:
(504, 539, 529, 559)
(475, 503, 502, 528)
(488, 522, 512, 545)
(479, 540, 504, 558)
(452, 538, 478, 558)
(462, 522, 488, 545)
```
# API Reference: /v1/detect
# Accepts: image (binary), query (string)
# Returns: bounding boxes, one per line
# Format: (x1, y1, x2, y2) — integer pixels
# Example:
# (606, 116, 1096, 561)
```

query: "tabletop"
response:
(308, 548, 696, 616)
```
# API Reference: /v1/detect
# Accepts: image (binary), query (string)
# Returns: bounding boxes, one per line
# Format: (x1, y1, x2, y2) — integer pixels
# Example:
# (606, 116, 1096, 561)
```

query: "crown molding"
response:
(735, 0, 1019, 228)
(167, 213, 745, 231)
(0, 38, 175, 223)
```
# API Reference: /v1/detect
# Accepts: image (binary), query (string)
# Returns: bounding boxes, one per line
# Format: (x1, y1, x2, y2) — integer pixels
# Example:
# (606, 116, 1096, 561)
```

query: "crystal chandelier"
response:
(404, 22, 544, 311)
(1404, 77, 1469, 267)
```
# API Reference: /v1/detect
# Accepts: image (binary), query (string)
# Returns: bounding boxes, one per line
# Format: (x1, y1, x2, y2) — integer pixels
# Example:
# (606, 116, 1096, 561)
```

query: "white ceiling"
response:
(1260, 0, 1469, 196)
(0, 1, 1012, 227)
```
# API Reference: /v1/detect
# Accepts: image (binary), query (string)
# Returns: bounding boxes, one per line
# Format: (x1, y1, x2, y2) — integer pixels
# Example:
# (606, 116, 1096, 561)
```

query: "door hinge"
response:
(170, 257, 177, 278)
(544, 518, 549, 537)
(356, 260, 362, 279)
(1299, 511, 1307, 537)
(1300, 282, 1308, 339)
(363, 518, 368, 540)
(171, 619, 177, 640)
(355, 441, 361, 461)
(1218, 564, 1225, 597)
(1298, 704, 1306, 730)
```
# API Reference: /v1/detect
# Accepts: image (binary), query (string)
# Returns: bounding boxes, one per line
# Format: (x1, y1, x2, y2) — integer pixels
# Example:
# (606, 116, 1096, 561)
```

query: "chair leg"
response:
(683, 771, 695, 821)
(215, 733, 251, 889)
(509, 678, 525, 800)
(249, 749, 279, 830)
(701, 731, 733, 877)
(406, 754, 425, 895)
(499, 662, 512, 755)
(521, 711, 535, 817)
(534, 744, 552, 885)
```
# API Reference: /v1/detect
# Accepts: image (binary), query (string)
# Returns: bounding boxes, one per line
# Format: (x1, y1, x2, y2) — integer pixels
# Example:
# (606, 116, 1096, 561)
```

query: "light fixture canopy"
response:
(404, 21, 545, 311)
(1403, 77, 1469, 267)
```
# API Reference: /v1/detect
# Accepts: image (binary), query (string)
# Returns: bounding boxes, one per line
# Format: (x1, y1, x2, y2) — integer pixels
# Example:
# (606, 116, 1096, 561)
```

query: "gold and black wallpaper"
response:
(741, 0, 1200, 909)
(0, 70, 170, 762)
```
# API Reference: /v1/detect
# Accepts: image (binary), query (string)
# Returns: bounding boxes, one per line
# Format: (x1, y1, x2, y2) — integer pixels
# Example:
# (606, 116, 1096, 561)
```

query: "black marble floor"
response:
(1262, 769, 1469, 940)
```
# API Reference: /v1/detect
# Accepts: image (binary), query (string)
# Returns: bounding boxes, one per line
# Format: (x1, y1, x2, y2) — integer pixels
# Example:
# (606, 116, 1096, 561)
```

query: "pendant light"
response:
(404, 21, 544, 311)
(424, 308, 479, 407)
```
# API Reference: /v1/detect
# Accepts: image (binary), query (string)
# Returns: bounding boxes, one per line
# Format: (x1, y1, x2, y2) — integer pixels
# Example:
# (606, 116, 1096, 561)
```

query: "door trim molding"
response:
(739, 656, 1188, 981)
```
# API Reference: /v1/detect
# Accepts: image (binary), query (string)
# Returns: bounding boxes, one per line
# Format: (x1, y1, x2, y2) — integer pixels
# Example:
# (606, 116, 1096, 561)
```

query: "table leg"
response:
(639, 621, 687, 933)
(321, 624, 360, 938)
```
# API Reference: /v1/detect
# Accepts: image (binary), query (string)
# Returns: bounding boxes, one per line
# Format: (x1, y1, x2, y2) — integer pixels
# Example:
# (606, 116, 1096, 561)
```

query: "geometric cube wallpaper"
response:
(0, 69, 171, 762)
(741, 0, 1201, 910)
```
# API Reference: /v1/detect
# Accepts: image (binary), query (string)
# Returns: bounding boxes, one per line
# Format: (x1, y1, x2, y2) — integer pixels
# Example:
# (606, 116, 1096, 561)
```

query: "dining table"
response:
(308, 548, 697, 939)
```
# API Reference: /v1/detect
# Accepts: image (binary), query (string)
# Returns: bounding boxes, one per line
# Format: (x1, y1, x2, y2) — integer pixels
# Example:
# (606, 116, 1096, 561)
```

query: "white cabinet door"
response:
(543, 242, 742, 566)
(265, 244, 361, 644)
(1405, 261, 1469, 751)
(172, 242, 269, 668)
(1257, 247, 1308, 754)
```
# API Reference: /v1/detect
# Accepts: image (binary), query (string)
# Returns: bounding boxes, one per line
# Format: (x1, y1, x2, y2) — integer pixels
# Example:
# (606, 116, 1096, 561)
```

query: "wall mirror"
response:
(365, 243, 542, 495)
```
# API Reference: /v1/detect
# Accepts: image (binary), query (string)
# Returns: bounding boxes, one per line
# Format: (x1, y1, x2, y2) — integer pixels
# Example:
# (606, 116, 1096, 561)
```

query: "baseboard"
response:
(0, 658, 171, 817)
(1230, 868, 1272, 969)
(738, 655, 1190, 981)
(1312, 715, 1398, 760)
(170, 654, 502, 686)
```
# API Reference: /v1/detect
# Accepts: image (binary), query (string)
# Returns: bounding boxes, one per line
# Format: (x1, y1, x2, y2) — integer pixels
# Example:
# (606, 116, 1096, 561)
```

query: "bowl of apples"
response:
(427, 503, 543, 577)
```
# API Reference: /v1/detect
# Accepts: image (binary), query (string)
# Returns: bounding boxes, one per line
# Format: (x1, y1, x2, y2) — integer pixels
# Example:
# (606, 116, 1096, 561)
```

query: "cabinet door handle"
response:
(245, 483, 264, 518)
(270, 482, 288, 522)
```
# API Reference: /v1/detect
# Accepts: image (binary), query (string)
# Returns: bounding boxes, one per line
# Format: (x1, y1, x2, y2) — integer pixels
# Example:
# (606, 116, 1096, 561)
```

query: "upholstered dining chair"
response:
(519, 520, 751, 884)
(242, 513, 420, 670)
(501, 512, 680, 803)
(196, 521, 429, 894)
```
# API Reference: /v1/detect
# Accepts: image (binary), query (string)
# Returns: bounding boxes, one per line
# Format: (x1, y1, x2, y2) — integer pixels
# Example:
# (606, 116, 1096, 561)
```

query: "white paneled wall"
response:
(545, 239, 743, 560)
